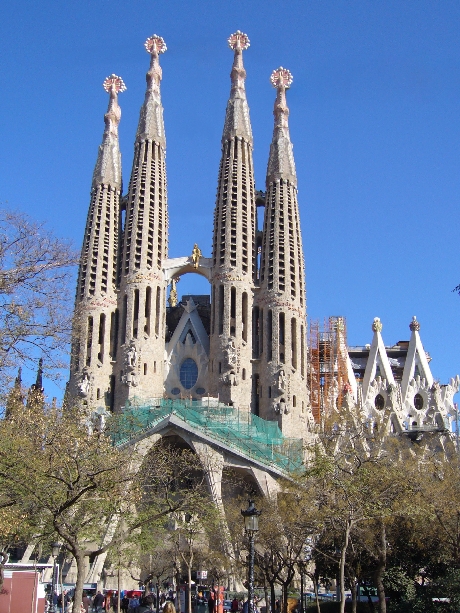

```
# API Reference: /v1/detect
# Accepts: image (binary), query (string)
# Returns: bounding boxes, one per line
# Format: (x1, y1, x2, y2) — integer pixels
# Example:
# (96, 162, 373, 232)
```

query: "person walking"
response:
(82, 592, 92, 613)
(121, 595, 130, 613)
(93, 591, 105, 613)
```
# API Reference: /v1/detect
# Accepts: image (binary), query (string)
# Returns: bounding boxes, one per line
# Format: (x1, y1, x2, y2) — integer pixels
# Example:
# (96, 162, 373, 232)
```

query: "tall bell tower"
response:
(69, 75, 126, 409)
(115, 35, 169, 406)
(257, 68, 309, 437)
(209, 31, 257, 409)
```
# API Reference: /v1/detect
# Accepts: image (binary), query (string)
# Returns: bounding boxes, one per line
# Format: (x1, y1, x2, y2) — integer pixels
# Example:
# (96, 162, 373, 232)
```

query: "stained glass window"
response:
(180, 358, 198, 390)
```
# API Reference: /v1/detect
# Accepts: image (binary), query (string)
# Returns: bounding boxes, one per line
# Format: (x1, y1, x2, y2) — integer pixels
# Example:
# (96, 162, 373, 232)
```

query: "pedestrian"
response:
(82, 592, 92, 613)
(129, 595, 140, 612)
(93, 591, 105, 613)
(242, 600, 249, 613)
(136, 595, 155, 612)
(121, 595, 130, 613)
(231, 598, 239, 613)
(163, 602, 176, 613)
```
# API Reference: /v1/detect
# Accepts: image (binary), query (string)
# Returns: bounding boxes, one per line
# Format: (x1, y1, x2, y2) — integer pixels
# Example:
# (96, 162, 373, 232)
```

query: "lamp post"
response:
(241, 499, 261, 613)
(49, 542, 61, 613)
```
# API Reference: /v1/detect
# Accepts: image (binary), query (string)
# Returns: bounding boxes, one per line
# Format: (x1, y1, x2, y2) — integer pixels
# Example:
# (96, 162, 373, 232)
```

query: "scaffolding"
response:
(109, 398, 304, 474)
(308, 316, 349, 423)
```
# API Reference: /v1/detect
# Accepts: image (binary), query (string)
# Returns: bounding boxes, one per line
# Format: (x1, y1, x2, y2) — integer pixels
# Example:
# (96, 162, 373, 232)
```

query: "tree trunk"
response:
(282, 585, 287, 613)
(339, 521, 351, 613)
(72, 551, 86, 613)
(187, 564, 192, 613)
(350, 580, 357, 613)
(117, 567, 121, 613)
(0, 551, 8, 595)
(374, 521, 387, 613)
(263, 581, 270, 613)
(269, 581, 276, 613)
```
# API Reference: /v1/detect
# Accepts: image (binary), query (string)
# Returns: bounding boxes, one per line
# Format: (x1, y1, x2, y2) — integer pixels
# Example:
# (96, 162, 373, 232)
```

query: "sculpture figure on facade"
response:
(168, 276, 180, 307)
(191, 244, 202, 269)
(277, 369, 286, 393)
(122, 371, 138, 387)
(221, 370, 238, 386)
(79, 371, 91, 397)
(226, 339, 237, 366)
(124, 341, 138, 370)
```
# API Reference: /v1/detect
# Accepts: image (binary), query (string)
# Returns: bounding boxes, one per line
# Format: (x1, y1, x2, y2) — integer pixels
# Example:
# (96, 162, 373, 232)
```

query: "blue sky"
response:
(0, 0, 459, 397)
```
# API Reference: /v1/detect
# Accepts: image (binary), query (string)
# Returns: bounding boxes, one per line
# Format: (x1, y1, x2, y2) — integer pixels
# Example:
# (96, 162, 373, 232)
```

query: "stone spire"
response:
(222, 31, 252, 143)
(209, 31, 256, 408)
(116, 35, 169, 406)
(257, 68, 308, 437)
(136, 35, 167, 145)
(266, 67, 296, 185)
(92, 75, 126, 189)
(70, 76, 125, 409)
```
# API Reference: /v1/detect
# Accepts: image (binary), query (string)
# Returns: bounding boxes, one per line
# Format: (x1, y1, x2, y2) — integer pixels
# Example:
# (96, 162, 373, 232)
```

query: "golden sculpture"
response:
(168, 276, 180, 307)
(191, 243, 202, 269)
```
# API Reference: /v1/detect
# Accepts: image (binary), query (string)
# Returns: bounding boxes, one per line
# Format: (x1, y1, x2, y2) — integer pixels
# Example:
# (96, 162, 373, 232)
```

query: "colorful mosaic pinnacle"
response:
(103, 74, 127, 94)
(270, 67, 293, 89)
(228, 30, 250, 51)
(144, 34, 167, 55)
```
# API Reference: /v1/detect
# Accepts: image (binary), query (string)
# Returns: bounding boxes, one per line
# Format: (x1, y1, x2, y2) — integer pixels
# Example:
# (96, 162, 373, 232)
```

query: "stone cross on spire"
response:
(136, 34, 167, 144)
(222, 30, 252, 143)
(266, 67, 296, 185)
(92, 74, 126, 189)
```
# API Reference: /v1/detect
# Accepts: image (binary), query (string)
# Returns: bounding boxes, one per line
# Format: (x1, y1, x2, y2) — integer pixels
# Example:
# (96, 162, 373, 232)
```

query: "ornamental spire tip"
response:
(103, 74, 127, 94)
(228, 30, 250, 51)
(270, 67, 293, 89)
(145, 34, 167, 55)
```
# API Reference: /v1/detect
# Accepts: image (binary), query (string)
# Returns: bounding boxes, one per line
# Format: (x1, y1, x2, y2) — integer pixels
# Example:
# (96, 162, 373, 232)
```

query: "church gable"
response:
(164, 298, 210, 399)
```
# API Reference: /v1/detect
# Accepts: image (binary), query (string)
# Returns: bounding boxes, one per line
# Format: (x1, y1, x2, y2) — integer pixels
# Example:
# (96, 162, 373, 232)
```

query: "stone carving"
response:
(221, 370, 238, 386)
(78, 371, 91, 397)
(225, 339, 237, 366)
(124, 341, 138, 370)
(409, 315, 420, 332)
(372, 317, 383, 333)
(276, 369, 286, 394)
(122, 371, 138, 387)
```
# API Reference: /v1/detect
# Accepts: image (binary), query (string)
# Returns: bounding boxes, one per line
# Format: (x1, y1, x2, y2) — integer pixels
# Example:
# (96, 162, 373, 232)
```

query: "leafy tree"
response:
(0, 210, 77, 392)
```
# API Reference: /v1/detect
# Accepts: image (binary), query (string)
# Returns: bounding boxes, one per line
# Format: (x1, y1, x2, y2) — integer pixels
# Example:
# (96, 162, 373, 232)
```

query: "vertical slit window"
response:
(219, 285, 224, 335)
(121, 295, 127, 345)
(98, 313, 106, 363)
(291, 317, 297, 369)
(133, 289, 139, 338)
(242, 292, 248, 342)
(230, 287, 236, 337)
(155, 287, 161, 336)
(260, 309, 264, 356)
(301, 325, 305, 376)
(144, 287, 151, 335)
(268, 310, 273, 362)
(86, 316, 93, 366)
(252, 306, 259, 359)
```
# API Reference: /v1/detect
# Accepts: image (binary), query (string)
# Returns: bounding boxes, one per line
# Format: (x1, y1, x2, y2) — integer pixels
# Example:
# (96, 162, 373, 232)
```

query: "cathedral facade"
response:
(69, 31, 459, 446)
(69, 31, 310, 440)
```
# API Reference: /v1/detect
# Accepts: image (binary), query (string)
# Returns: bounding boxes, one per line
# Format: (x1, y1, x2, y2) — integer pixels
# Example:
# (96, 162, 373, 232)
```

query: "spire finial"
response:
(409, 315, 420, 331)
(228, 31, 250, 97)
(222, 31, 252, 142)
(228, 30, 250, 51)
(144, 34, 167, 56)
(266, 67, 296, 184)
(372, 317, 383, 333)
(136, 35, 167, 143)
(270, 67, 293, 89)
(102, 74, 126, 138)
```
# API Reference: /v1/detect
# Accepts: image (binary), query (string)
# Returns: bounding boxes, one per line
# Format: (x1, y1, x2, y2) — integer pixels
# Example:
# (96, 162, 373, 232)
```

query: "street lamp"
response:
(49, 542, 61, 613)
(241, 499, 261, 613)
